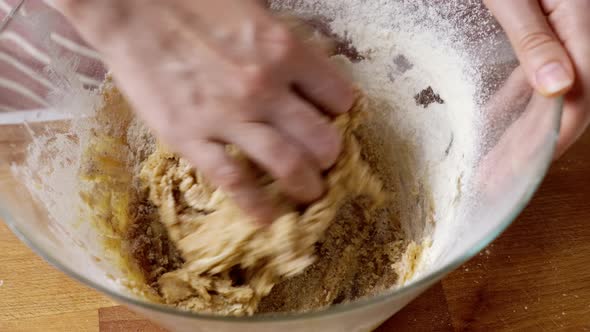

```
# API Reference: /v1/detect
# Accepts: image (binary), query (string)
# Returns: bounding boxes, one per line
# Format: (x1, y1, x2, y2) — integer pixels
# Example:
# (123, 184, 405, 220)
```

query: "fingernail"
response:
(535, 62, 573, 97)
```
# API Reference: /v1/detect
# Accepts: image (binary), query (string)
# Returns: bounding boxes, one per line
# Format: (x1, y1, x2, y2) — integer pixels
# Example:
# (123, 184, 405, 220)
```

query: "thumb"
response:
(485, 0, 575, 97)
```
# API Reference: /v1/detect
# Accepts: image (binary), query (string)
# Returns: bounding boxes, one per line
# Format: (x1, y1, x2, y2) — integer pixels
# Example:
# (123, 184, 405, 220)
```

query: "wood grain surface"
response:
(1, 131, 589, 332)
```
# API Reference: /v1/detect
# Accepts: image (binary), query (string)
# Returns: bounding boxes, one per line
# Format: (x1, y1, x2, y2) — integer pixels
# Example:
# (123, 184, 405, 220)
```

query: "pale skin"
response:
(54, 0, 589, 221)
(485, 0, 590, 158)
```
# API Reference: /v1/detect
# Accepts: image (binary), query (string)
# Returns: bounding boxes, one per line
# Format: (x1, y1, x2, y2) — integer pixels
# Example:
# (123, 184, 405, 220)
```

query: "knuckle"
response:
(235, 66, 270, 99)
(517, 30, 558, 53)
(233, 194, 259, 215)
(213, 164, 247, 191)
(259, 132, 284, 158)
(280, 104, 342, 168)
(317, 125, 342, 166)
(310, 114, 335, 135)
(265, 24, 298, 62)
(307, 117, 337, 148)
(275, 148, 307, 181)
(297, 111, 342, 163)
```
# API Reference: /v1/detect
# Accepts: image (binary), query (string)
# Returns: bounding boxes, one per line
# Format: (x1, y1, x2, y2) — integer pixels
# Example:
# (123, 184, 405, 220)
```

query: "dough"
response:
(78, 15, 421, 317)
(140, 95, 385, 316)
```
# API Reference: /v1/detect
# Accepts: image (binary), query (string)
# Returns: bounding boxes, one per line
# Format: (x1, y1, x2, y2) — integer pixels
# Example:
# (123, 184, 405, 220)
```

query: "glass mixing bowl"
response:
(0, 1, 561, 331)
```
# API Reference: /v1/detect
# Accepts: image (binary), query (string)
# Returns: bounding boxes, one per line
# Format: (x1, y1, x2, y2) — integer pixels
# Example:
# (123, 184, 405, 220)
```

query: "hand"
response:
(54, 0, 354, 222)
(485, 0, 590, 158)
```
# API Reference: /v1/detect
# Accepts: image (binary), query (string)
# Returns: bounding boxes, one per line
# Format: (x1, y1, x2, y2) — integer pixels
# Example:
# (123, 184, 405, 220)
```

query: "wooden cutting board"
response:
(1, 131, 589, 332)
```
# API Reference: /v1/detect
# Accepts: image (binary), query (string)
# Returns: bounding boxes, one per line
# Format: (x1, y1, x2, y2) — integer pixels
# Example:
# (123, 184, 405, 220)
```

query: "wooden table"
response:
(1, 131, 589, 332)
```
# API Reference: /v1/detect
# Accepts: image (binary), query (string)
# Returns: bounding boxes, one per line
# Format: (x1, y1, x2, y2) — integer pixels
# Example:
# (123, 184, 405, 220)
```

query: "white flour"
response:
(272, 0, 494, 271)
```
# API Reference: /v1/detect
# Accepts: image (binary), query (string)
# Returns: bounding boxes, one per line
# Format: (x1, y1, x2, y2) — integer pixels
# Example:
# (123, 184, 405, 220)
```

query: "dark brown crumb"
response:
(414, 86, 445, 108)
(333, 33, 366, 63)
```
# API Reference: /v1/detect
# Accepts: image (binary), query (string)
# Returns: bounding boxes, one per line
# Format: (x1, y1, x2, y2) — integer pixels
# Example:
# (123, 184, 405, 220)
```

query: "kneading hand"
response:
(485, 0, 590, 158)
(54, 0, 355, 222)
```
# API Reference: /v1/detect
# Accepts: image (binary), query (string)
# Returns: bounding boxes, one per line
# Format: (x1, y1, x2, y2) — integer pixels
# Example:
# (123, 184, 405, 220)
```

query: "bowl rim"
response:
(2, 96, 563, 323)
(0, 0, 565, 323)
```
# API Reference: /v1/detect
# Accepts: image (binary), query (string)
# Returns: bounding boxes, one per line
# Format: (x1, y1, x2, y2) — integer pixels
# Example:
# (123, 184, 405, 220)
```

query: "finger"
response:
(483, 67, 532, 127)
(551, 0, 590, 158)
(291, 48, 355, 115)
(226, 122, 324, 204)
(179, 139, 279, 223)
(269, 93, 342, 170)
(477, 92, 557, 200)
(485, 0, 575, 97)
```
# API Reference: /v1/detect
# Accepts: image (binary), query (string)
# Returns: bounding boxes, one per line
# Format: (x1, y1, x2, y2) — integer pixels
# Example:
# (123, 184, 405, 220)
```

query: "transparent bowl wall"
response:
(0, 1, 561, 332)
